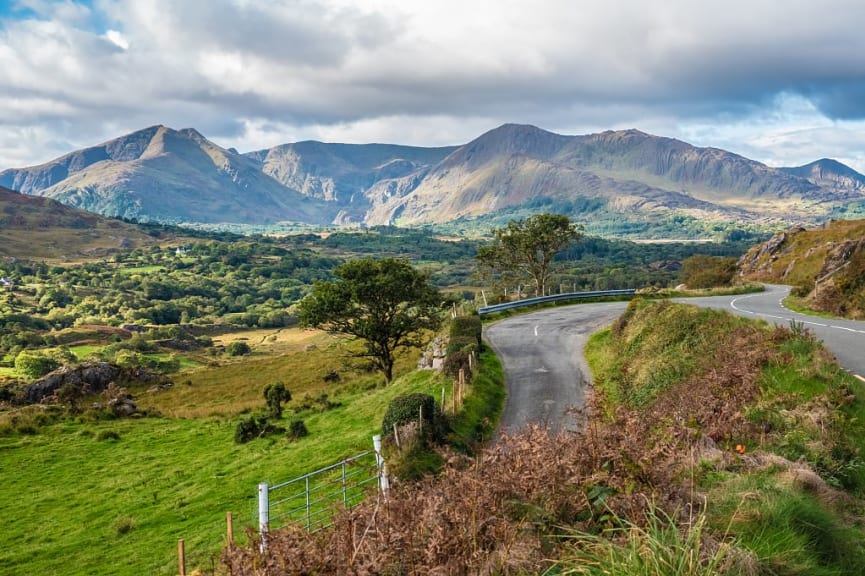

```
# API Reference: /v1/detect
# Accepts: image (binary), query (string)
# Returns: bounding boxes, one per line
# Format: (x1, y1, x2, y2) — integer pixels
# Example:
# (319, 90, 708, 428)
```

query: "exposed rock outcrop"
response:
(24, 362, 170, 404)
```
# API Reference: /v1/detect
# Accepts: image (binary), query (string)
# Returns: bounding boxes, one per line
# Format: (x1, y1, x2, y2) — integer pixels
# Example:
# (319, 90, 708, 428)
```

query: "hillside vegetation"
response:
(0, 328, 459, 576)
(0, 186, 170, 261)
(223, 300, 865, 574)
(739, 219, 865, 318)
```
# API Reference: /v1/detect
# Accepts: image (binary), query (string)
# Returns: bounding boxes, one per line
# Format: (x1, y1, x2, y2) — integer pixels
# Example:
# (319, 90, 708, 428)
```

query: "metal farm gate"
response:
(257, 435, 388, 536)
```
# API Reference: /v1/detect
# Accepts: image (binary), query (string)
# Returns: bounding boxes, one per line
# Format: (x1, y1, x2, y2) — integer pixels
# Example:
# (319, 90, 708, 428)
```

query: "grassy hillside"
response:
(739, 219, 865, 318)
(0, 186, 171, 262)
(0, 328, 453, 576)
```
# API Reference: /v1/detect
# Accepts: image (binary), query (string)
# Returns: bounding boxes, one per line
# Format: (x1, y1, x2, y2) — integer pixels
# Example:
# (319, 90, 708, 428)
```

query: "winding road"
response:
(485, 286, 865, 433)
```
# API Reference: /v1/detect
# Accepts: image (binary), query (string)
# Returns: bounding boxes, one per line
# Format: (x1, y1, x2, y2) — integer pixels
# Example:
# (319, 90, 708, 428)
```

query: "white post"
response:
(372, 434, 389, 498)
(481, 290, 488, 307)
(258, 482, 269, 551)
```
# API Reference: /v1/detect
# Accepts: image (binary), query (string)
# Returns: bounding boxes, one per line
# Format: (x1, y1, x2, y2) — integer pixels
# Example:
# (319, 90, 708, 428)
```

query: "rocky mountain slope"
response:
(0, 126, 335, 224)
(738, 219, 865, 318)
(3, 124, 865, 236)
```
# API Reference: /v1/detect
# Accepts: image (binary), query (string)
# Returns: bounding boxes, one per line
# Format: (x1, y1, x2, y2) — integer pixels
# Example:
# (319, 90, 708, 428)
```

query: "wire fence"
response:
(258, 437, 386, 536)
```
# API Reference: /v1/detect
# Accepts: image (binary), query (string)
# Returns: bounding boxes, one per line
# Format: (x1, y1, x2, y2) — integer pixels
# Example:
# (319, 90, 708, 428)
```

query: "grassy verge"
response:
(0, 331, 445, 576)
(648, 282, 764, 299)
(584, 298, 865, 574)
(447, 345, 505, 450)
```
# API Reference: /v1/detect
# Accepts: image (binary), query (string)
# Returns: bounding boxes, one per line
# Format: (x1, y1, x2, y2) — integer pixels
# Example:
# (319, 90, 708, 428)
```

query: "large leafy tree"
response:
(297, 257, 442, 382)
(477, 213, 582, 297)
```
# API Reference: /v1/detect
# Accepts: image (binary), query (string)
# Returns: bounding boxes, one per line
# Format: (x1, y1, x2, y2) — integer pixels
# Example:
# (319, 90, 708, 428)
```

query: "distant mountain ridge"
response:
(2, 123, 864, 236)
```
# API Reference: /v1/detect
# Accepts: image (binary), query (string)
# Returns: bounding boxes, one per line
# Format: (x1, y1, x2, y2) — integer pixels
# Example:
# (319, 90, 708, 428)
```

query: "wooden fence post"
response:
(226, 511, 234, 547)
(178, 539, 186, 576)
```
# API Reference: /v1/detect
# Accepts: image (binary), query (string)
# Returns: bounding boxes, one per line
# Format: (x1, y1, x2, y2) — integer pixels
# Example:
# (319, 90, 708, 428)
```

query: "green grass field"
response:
(0, 331, 453, 575)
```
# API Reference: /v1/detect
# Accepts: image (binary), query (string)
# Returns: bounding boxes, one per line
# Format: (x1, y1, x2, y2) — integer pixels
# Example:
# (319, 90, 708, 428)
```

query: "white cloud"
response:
(0, 0, 864, 174)
(103, 29, 127, 50)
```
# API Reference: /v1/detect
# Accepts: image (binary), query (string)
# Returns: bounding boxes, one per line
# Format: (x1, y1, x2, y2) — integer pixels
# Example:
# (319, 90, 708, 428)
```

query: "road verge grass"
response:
(583, 298, 865, 574)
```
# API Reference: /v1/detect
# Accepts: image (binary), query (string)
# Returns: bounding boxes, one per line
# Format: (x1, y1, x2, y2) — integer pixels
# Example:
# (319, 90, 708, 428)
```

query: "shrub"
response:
(96, 430, 121, 441)
(680, 255, 737, 289)
(450, 316, 482, 348)
(264, 382, 291, 419)
(446, 335, 478, 355)
(234, 415, 284, 444)
(382, 393, 448, 444)
(14, 351, 60, 379)
(443, 350, 472, 378)
(286, 419, 309, 441)
(226, 341, 251, 357)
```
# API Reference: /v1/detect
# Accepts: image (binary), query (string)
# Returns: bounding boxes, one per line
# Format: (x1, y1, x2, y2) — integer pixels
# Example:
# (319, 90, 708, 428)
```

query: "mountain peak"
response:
(780, 158, 865, 192)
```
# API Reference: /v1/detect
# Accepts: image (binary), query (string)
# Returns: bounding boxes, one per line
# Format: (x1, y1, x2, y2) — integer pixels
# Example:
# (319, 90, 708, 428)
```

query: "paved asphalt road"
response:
(486, 286, 865, 433)
(484, 301, 628, 434)
(674, 284, 865, 381)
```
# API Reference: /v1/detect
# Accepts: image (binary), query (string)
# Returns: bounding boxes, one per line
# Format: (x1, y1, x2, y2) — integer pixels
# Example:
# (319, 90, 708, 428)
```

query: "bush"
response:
(382, 393, 448, 444)
(443, 350, 472, 378)
(226, 341, 251, 357)
(14, 351, 60, 379)
(446, 335, 478, 355)
(286, 419, 309, 441)
(234, 414, 284, 443)
(450, 316, 482, 348)
(680, 255, 737, 289)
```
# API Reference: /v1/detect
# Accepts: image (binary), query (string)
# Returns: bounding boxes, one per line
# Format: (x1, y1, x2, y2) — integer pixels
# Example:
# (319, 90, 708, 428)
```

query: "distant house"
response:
(174, 247, 188, 256)
(0, 277, 12, 287)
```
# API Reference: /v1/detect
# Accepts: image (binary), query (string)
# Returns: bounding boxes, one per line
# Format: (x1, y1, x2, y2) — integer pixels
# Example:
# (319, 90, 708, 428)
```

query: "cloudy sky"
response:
(1, 0, 864, 172)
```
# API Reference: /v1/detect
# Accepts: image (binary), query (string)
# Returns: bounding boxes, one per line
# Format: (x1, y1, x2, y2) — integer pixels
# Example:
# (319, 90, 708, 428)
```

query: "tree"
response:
(264, 381, 291, 419)
(226, 341, 251, 356)
(297, 257, 442, 382)
(476, 213, 582, 297)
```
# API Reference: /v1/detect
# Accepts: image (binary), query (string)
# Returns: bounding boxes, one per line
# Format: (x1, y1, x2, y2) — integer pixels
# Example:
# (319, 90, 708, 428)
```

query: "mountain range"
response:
(3, 123, 864, 237)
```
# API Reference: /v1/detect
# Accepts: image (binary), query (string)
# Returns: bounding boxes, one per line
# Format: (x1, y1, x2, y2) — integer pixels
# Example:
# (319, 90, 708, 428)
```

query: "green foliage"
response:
(477, 213, 583, 296)
(680, 255, 738, 288)
(554, 506, 736, 576)
(387, 443, 445, 481)
(381, 393, 447, 444)
(298, 257, 443, 382)
(14, 350, 60, 379)
(226, 341, 251, 357)
(450, 315, 482, 349)
(286, 419, 309, 441)
(263, 381, 291, 419)
(443, 350, 472, 378)
(233, 414, 285, 444)
(446, 335, 478, 355)
(712, 474, 865, 575)
(448, 348, 505, 451)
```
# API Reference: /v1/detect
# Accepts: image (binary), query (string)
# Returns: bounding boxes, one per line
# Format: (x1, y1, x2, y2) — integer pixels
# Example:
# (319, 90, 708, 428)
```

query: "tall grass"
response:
(553, 506, 738, 576)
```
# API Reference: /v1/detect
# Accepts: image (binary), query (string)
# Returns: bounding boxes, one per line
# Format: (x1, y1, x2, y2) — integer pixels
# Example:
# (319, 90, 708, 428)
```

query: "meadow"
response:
(0, 328, 454, 575)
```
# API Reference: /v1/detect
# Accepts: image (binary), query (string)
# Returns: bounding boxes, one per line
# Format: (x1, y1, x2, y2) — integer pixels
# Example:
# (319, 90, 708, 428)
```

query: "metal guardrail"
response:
(478, 289, 636, 316)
